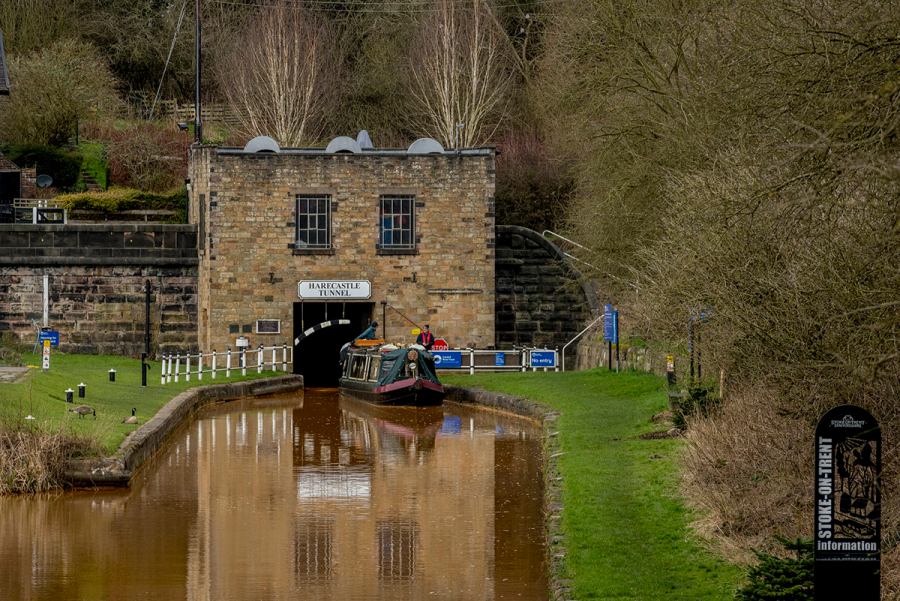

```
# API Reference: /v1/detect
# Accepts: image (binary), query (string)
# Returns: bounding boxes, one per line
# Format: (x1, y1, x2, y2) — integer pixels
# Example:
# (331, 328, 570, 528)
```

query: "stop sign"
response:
(431, 339, 448, 351)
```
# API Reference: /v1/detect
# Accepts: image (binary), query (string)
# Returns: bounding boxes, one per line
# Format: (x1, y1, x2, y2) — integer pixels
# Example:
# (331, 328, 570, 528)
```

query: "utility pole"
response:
(194, 0, 202, 145)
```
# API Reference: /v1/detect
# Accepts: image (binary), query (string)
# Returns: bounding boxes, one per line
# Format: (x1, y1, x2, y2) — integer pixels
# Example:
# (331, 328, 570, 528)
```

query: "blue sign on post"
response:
(433, 351, 462, 369)
(39, 331, 60, 346)
(603, 304, 615, 342)
(531, 351, 556, 368)
(612, 310, 618, 344)
(495, 352, 506, 367)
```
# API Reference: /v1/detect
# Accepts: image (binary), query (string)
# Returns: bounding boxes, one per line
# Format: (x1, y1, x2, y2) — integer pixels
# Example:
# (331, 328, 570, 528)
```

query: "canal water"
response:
(0, 389, 547, 600)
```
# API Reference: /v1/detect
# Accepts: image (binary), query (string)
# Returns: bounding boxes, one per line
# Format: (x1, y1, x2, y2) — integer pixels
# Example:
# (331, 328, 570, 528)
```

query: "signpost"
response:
(814, 405, 881, 598)
(41, 340, 50, 373)
(603, 304, 615, 371)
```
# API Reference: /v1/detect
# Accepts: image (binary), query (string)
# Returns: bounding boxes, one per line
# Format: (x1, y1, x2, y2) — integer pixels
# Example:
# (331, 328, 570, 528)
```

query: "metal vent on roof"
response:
(243, 136, 281, 153)
(326, 136, 362, 153)
(357, 130, 373, 149)
(407, 138, 445, 154)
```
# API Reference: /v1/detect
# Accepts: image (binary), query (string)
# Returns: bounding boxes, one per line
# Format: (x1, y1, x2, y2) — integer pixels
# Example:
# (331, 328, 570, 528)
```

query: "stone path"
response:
(0, 366, 30, 383)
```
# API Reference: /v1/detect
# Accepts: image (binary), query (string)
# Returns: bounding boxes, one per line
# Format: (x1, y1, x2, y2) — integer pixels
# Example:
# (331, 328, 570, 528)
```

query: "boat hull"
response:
(338, 376, 444, 406)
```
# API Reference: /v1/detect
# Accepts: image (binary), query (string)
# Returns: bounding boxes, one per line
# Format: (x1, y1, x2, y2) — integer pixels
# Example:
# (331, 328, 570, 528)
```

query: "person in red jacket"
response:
(416, 324, 434, 351)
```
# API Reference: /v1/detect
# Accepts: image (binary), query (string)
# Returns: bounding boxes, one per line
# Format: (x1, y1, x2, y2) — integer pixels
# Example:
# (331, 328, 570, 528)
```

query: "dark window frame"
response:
(378, 194, 416, 253)
(295, 194, 332, 250)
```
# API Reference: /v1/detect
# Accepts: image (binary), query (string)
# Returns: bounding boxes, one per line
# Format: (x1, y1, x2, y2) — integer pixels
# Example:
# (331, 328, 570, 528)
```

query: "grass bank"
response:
(1, 352, 281, 454)
(441, 368, 743, 600)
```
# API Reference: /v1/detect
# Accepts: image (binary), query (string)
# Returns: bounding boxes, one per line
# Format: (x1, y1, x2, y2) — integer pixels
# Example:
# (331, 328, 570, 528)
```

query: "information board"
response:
(433, 351, 462, 368)
(603, 304, 615, 342)
(530, 351, 556, 367)
(39, 331, 59, 346)
(814, 404, 881, 598)
(495, 353, 506, 367)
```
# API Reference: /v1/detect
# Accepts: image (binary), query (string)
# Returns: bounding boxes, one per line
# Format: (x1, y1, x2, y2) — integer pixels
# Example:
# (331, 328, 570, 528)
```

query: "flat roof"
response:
(216, 147, 495, 156)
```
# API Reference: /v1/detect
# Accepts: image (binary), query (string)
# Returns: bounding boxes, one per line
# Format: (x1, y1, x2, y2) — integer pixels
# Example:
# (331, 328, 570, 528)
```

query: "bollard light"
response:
(78, 383, 85, 398)
(109, 368, 116, 382)
(65, 388, 74, 403)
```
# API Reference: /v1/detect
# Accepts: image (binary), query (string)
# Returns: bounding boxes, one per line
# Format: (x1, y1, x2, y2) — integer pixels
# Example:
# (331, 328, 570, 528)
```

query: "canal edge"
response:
(65, 375, 304, 488)
(444, 384, 573, 601)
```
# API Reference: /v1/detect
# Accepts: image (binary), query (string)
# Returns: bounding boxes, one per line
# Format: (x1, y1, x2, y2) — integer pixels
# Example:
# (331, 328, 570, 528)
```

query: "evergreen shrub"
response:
(56, 187, 186, 223)
(1, 144, 83, 190)
(735, 536, 813, 600)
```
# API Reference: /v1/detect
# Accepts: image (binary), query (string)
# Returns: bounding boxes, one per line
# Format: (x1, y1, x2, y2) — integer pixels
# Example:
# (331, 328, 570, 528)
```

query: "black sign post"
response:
(814, 405, 881, 598)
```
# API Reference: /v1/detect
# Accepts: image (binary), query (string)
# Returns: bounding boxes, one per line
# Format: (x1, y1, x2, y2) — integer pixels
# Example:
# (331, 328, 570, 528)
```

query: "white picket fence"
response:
(160, 344, 293, 385)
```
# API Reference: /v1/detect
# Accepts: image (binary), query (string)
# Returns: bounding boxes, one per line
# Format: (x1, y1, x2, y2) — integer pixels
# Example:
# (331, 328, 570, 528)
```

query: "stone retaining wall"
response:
(495, 225, 599, 361)
(65, 375, 303, 487)
(445, 384, 573, 601)
(0, 224, 199, 358)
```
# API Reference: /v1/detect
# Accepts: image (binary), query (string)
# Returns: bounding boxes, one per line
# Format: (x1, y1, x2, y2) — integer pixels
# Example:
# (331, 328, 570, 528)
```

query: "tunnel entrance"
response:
(293, 302, 375, 387)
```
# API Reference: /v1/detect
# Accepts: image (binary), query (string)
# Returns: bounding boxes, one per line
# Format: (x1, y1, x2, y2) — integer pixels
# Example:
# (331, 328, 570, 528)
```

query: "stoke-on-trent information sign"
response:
(814, 404, 881, 598)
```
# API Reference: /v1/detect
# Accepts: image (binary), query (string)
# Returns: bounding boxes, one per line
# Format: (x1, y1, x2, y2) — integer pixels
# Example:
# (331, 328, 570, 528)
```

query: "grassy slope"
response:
(0, 353, 281, 453)
(441, 368, 742, 600)
(78, 141, 107, 189)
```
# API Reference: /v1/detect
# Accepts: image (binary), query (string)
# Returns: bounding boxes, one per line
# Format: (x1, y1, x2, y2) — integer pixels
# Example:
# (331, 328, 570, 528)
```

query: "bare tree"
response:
(215, 2, 340, 147)
(406, 0, 515, 148)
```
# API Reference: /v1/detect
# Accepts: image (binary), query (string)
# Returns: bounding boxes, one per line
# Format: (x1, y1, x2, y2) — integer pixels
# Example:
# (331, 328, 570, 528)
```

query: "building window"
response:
(296, 195, 331, 249)
(379, 195, 415, 251)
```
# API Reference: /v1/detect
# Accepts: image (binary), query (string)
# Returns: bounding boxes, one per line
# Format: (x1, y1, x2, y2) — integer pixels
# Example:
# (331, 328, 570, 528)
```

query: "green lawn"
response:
(441, 368, 743, 600)
(0, 352, 281, 453)
(78, 141, 107, 189)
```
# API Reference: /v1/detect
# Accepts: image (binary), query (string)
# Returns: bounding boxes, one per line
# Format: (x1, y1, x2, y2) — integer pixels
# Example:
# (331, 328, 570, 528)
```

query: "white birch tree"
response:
(406, 0, 515, 148)
(215, 2, 340, 147)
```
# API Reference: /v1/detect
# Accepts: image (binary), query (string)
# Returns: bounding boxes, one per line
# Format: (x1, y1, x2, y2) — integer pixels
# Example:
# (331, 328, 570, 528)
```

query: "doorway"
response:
(293, 301, 375, 386)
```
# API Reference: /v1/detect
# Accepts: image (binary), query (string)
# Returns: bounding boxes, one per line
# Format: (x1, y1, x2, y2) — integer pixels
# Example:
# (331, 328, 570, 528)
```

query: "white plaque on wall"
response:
(298, 280, 372, 299)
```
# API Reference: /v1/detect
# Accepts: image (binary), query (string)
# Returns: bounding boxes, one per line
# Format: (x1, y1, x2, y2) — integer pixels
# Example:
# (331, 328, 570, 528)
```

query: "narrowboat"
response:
(339, 342, 445, 406)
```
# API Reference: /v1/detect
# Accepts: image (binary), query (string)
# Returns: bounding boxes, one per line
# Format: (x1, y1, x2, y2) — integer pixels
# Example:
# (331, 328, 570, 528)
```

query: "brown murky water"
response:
(0, 389, 546, 600)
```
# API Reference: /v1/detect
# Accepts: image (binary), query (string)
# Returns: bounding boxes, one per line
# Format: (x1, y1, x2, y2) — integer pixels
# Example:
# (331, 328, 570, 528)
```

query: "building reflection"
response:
(0, 390, 546, 600)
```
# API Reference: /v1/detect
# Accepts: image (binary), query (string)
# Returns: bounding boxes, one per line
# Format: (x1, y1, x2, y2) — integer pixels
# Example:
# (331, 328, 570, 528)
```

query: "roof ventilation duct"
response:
(326, 136, 362, 153)
(407, 138, 444, 154)
(243, 136, 281, 153)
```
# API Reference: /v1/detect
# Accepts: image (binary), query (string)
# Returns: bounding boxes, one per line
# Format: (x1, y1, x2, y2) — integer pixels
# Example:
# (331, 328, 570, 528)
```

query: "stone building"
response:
(188, 137, 496, 385)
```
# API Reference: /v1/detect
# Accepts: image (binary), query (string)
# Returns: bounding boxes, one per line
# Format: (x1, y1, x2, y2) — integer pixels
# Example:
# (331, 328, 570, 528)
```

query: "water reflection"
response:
(0, 389, 546, 600)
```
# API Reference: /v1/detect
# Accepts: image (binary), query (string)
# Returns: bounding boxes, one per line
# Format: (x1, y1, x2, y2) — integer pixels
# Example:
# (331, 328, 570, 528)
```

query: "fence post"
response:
(258, 344, 263, 374)
(186, 351, 191, 382)
(212, 349, 217, 379)
(271, 344, 277, 371)
(241, 347, 247, 376)
(469, 348, 475, 375)
(161, 354, 167, 385)
(174, 352, 180, 383)
(226, 348, 232, 378)
(521, 348, 527, 372)
(282, 343, 287, 372)
(198, 349, 203, 380)
(166, 353, 172, 383)
(555, 347, 559, 372)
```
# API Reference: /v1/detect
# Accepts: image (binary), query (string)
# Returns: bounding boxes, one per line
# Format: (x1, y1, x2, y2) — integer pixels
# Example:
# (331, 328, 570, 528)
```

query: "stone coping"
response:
(65, 375, 303, 487)
(444, 384, 572, 601)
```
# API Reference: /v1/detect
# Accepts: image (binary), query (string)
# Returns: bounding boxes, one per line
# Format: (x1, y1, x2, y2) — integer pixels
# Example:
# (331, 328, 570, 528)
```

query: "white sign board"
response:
(298, 280, 371, 300)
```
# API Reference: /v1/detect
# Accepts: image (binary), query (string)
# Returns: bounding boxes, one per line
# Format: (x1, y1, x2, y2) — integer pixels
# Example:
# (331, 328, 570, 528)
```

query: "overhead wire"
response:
(149, 0, 189, 121)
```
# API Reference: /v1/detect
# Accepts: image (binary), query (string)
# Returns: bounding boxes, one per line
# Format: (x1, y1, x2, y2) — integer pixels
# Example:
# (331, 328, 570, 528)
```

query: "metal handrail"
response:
(561, 315, 604, 372)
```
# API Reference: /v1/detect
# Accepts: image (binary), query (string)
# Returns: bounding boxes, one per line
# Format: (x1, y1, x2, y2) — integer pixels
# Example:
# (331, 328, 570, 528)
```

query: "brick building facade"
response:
(188, 140, 496, 384)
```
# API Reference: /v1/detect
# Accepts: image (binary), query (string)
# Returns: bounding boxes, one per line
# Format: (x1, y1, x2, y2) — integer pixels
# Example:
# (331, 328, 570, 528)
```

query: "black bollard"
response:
(78, 382, 85, 398)
(109, 368, 116, 382)
(65, 388, 74, 403)
(141, 352, 148, 388)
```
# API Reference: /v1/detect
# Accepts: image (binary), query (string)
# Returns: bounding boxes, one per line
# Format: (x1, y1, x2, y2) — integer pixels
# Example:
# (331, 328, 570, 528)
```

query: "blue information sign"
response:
(39, 331, 60, 346)
(612, 310, 618, 345)
(603, 304, 615, 342)
(495, 352, 506, 367)
(531, 351, 556, 367)
(433, 351, 462, 368)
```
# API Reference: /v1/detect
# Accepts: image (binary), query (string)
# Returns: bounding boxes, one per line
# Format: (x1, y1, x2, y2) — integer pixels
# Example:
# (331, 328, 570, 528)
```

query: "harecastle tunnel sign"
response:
(298, 280, 371, 300)
(814, 404, 881, 598)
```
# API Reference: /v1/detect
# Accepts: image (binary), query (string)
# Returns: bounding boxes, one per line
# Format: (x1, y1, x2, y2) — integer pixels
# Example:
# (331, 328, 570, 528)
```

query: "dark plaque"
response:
(814, 405, 881, 598)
